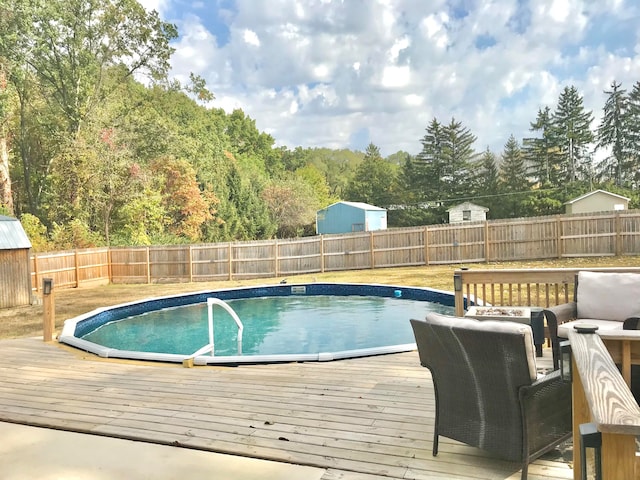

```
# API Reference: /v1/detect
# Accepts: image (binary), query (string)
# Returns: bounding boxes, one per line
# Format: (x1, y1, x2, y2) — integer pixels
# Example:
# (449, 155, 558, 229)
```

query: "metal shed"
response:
(0, 215, 32, 308)
(316, 201, 387, 235)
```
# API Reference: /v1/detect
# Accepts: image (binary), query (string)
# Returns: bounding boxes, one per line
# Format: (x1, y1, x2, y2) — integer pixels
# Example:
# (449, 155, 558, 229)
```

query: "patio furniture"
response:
(543, 271, 640, 369)
(410, 312, 572, 480)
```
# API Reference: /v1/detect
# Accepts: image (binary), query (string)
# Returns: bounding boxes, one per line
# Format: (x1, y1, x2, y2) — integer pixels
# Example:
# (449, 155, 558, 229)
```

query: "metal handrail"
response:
(189, 298, 244, 357)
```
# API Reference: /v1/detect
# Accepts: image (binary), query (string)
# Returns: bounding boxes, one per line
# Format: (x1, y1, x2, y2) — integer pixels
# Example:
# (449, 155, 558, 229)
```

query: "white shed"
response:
(446, 202, 489, 224)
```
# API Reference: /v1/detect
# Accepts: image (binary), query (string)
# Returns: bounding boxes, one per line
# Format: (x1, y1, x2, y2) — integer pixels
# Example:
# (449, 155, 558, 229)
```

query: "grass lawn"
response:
(1, 256, 639, 340)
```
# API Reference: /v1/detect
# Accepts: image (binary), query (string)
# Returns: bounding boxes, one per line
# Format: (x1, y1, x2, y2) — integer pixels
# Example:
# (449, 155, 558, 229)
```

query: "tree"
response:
(551, 86, 594, 183)
(472, 148, 500, 216)
(344, 143, 397, 206)
(261, 175, 319, 238)
(0, 0, 177, 215)
(524, 106, 560, 187)
(626, 81, 640, 188)
(498, 135, 530, 218)
(596, 81, 631, 186)
(0, 63, 12, 213)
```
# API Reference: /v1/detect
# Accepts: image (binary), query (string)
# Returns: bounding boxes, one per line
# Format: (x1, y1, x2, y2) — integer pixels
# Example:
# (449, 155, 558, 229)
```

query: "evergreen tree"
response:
(415, 118, 446, 202)
(626, 81, 640, 188)
(551, 86, 594, 183)
(344, 143, 396, 206)
(523, 106, 560, 187)
(596, 81, 631, 186)
(472, 148, 500, 217)
(498, 135, 530, 218)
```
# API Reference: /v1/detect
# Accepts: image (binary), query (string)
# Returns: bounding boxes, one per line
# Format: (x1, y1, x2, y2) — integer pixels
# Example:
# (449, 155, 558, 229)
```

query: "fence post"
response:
(484, 221, 490, 262)
(188, 245, 193, 282)
(615, 211, 622, 256)
(424, 226, 429, 265)
(320, 235, 325, 273)
(370, 231, 375, 269)
(33, 252, 40, 292)
(556, 216, 563, 258)
(146, 247, 151, 284)
(274, 240, 279, 277)
(74, 249, 80, 288)
(228, 242, 233, 281)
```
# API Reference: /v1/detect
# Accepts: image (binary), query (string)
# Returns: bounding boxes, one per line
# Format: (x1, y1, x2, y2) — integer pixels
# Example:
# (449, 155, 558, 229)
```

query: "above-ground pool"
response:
(59, 283, 455, 365)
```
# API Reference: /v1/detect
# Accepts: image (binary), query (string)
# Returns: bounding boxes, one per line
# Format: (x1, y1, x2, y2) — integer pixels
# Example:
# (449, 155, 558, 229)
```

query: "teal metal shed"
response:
(316, 201, 387, 235)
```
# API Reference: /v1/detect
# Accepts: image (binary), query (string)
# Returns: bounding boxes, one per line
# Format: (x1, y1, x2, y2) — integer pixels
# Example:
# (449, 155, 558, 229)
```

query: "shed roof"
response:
(322, 201, 386, 211)
(446, 201, 489, 212)
(564, 189, 630, 205)
(0, 216, 32, 250)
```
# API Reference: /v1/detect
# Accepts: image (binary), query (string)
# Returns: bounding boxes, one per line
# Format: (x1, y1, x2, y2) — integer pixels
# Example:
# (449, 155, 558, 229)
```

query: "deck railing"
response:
(568, 329, 640, 480)
(453, 267, 640, 316)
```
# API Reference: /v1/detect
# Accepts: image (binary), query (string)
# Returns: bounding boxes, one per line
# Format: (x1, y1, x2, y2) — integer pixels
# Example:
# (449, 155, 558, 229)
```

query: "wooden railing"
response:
(453, 267, 640, 316)
(568, 329, 640, 480)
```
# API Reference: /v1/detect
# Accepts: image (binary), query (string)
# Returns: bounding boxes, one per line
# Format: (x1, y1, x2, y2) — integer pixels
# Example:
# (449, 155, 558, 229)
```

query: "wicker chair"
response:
(410, 313, 572, 480)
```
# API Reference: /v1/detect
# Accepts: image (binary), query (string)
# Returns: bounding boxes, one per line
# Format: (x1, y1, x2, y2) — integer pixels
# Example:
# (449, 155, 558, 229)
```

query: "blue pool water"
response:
(82, 295, 452, 356)
(60, 283, 456, 364)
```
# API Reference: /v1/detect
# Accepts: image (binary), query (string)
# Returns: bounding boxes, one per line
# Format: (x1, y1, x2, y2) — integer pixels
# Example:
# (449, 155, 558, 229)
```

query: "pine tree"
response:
(596, 81, 631, 186)
(523, 106, 560, 187)
(344, 143, 397, 207)
(551, 86, 594, 183)
(626, 81, 640, 188)
(415, 118, 446, 202)
(498, 135, 530, 218)
(472, 148, 499, 216)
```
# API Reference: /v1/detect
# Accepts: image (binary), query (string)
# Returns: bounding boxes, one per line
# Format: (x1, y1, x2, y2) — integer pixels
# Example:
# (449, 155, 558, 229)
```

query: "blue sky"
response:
(139, 0, 640, 158)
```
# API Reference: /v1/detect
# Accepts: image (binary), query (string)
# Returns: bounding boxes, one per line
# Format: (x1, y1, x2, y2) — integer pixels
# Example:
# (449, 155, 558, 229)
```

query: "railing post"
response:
(42, 278, 55, 342)
(454, 272, 464, 316)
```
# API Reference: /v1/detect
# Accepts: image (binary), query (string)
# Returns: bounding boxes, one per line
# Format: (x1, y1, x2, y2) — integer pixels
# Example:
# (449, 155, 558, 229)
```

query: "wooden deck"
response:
(0, 338, 572, 480)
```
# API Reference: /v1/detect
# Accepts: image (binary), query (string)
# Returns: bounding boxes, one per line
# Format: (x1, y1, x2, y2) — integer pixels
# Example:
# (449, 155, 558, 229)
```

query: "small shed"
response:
(447, 202, 489, 224)
(316, 201, 387, 235)
(565, 190, 630, 214)
(0, 215, 32, 308)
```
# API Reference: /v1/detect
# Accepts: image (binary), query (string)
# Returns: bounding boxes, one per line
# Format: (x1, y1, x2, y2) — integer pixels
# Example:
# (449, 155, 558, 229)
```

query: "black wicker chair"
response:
(410, 312, 572, 480)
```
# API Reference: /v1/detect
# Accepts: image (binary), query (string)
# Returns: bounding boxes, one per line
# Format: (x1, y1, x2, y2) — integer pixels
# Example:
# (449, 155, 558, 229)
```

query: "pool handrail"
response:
(200, 297, 244, 357)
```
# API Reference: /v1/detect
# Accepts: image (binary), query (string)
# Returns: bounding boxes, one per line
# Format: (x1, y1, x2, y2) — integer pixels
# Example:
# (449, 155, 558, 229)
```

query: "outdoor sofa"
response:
(543, 270, 640, 369)
(411, 312, 572, 480)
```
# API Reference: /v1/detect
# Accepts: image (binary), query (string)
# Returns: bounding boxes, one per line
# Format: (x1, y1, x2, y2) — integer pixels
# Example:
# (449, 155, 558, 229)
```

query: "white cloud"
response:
(242, 29, 261, 47)
(153, 0, 640, 157)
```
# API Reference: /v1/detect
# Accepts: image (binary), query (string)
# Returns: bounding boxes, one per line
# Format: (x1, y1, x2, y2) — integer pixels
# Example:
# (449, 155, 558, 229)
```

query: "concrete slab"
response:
(0, 421, 326, 480)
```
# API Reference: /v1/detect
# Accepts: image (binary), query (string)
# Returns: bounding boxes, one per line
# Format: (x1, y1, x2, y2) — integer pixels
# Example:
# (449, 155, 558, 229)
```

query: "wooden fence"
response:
(30, 210, 640, 291)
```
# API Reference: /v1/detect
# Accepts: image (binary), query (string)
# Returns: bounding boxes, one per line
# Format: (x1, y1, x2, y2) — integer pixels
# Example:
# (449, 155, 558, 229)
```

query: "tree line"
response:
(0, 1, 639, 251)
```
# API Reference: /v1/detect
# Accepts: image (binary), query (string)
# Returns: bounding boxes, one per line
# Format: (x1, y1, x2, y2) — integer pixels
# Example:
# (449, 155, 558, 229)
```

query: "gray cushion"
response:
(577, 271, 640, 321)
(426, 313, 537, 381)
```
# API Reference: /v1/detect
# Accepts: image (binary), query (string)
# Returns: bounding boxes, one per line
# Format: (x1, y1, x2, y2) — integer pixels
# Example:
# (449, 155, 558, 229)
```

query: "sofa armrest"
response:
(519, 370, 572, 455)
(543, 302, 577, 371)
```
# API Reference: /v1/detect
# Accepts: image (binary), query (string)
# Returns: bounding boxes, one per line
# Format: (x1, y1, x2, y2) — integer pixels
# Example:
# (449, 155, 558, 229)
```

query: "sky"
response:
(138, 0, 640, 158)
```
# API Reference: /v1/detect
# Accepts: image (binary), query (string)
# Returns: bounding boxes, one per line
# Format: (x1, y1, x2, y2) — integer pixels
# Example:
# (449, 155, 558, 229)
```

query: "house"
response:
(316, 201, 387, 235)
(446, 202, 489, 224)
(0, 215, 32, 308)
(565, 190, 630, 214)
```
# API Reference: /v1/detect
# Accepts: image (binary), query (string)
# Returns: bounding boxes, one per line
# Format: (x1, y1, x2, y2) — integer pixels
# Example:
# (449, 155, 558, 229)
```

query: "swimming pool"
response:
(59, 283, 455, 365)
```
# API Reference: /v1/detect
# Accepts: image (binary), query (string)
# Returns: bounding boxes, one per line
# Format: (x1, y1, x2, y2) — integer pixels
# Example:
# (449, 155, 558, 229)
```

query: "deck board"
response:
(0, 338, 572, 480)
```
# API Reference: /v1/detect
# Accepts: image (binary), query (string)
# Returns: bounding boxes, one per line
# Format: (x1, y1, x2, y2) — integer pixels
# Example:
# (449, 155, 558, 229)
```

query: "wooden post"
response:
(320, 236, 325, 273)
(188, 245, 193, 282)
(274, 240, 279, 277)
(484, 221, 489, 262)
(228, 242, 233, 281)
(33, 252, 40, 292)
(424, 226, 429, 265)
(146, 247, 151, 284)
(615, 211, 622, 256)
(42, 278, 55, 342)
(454, 272, 464, 317)
(370, 231, 375, 269)
(556, 216, 563, 258)
(74, 249, 80, 287)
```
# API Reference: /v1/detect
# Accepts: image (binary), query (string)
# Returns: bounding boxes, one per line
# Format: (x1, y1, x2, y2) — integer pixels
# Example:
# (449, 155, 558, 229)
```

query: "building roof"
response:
(564, 189, 630, 205)
(0, 216, 32, 250)
(321, 201, 386, 211)
(446, 201, 489, 212)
